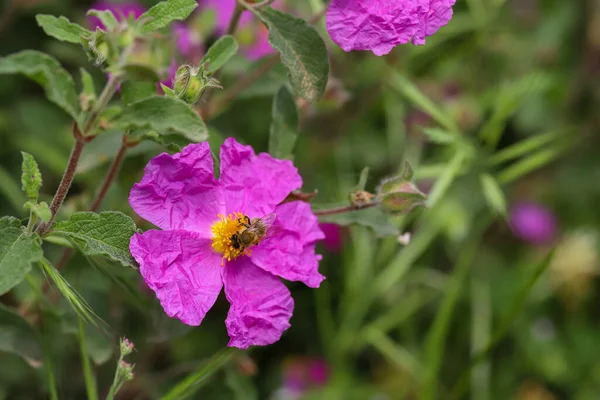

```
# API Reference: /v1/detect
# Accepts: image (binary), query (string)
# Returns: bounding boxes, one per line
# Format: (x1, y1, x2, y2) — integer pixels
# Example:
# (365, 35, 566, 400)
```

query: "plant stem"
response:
(36, 127, 86, 236)
(56, 139, 129, 270)
(78, 318, 99, 400)
(105, 356, 123, 400)
(26, 211, 36, 233)
(227, 2, 244, 35)
(82, 73, 121, 135)
(313, 201, 378, 216)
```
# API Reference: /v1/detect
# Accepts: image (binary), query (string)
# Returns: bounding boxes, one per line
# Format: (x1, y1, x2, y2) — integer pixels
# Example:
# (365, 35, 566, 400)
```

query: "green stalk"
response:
(78, 318, 98, 400)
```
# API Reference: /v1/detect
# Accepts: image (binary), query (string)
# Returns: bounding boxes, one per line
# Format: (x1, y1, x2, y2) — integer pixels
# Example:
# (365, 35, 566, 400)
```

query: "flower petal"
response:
(130, 229, 223, 326)
(326, 0, 456, 56)
(222, 258, 293, 349)
(129, 143, 225, 237)
(219, 137, 302, 217)
(250, 201, 325, 288)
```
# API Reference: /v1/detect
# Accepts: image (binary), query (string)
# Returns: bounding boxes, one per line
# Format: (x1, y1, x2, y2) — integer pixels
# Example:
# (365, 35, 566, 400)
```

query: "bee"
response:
(231, 213, 280, 252)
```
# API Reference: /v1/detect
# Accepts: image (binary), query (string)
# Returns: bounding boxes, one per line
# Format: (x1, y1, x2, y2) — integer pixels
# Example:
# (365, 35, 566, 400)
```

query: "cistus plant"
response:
(0, 0, 592, 399)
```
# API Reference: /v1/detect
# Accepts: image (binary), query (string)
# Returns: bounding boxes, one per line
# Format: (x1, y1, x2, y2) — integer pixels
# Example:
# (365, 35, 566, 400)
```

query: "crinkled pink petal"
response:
(130, 230, 223, 326)
(219, 138, 302, 217)
(222, 257, 293, 349)
(250, 201, 325, 288)
(87, 1, 146, 30)
(326, 0, 456, 56)
(129, 143, 225, 237)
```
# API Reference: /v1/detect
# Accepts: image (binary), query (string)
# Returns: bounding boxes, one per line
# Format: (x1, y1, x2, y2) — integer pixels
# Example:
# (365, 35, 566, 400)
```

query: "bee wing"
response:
(257, 213, 282, 242)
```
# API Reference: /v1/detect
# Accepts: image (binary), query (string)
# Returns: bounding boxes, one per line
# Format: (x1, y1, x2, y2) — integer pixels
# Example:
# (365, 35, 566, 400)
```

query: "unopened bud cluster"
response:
(375, 163, 427, 214)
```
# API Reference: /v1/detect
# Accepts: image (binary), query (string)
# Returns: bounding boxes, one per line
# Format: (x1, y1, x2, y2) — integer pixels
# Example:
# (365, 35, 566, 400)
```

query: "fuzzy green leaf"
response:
(140, 0, 198, 33)
(36, 14, 91, 43)
(253, 7, 329, 102)
(24, 201, 51, 223)
(317, 208, 399, 238)
(21, 152, 42, 201)
(0, 51, 80, 121)
(121, 80, 157, 105)
(202, 35, 239, 73)
(52, 212, 137, 268)
(268, 85, 298, 159)
(0, 304, 42, 365)
(114, 96, 208, 142)
(86, 10, 118, 31)
(0, 217, 43, 295)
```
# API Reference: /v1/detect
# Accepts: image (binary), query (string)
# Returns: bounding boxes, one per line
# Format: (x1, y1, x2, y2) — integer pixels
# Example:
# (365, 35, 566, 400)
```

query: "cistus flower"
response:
(87, 1, 146, 30)
(200, 0, 277, 60)
(509, 202, 557, 245)
(277, 357, 330, 397)
(129, 138, 325, 349)
(326, 0, 456, 56)
(319, 223, 342, 252)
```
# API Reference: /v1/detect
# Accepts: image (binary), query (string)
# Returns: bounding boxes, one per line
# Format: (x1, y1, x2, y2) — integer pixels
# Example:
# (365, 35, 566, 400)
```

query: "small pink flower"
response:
(129, 138, 325, 349)
(87, 1, 146, 30)
(326, 0, 456, 56)
(509, 202, 558, 245)
(319, 223, 342, 252)
(200, 0, 277, 59)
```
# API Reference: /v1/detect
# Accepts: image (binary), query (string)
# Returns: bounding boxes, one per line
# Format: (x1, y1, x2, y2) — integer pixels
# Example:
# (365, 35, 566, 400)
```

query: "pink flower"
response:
(326, 0, 456, 56)
(173, 23, 205, 61)
(319, 223, 343, 252)
(87, 1, 146, 30)
(200, 0, 276, 60)
(509, 202, 558, 245)
(129, 138, 325, 349)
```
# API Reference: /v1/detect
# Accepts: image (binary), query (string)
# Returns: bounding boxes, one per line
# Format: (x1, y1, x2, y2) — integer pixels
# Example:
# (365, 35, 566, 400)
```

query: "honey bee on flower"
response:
(129, 138, 325, 349)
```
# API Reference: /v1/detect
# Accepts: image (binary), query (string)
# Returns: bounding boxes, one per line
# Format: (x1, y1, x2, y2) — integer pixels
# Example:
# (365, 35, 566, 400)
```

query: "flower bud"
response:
(118, 360, 135, 381)
(349, 190, 375, 208)
(87, 30, 111, 65)
(174, 64, 222, 105)
(119, 337, 134, 356)
(376, 164, 426, 215)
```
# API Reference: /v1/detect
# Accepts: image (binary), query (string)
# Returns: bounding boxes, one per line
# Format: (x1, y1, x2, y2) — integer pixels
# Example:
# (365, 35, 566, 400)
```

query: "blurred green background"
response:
(1, 0, 600, 399)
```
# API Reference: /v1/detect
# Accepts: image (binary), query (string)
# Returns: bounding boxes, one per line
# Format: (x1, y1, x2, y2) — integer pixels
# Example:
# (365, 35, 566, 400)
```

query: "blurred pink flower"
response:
(282, 357, 330, 394)
(509, 202, 558, 245)
(319, 223, 342, 252)
(326, 0, 456, 56)
(173, 23, 205, 61)
(129, 138, 325, 349)
(87, 1, 146, 30)
(199, 0, 277, 60)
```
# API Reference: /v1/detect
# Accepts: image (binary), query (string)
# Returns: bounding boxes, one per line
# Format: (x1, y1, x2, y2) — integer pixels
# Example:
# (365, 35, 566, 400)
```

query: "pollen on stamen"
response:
(211, 212, 246, 265)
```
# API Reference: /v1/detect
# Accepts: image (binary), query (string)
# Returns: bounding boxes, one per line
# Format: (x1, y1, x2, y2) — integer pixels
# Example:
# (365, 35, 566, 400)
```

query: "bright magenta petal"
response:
(222, 258, 293, 349)
(250, 201, 325, 288)
(129, 143, 225, 237)
(130, 229, 223, 326)
(219, 138, 302, 217)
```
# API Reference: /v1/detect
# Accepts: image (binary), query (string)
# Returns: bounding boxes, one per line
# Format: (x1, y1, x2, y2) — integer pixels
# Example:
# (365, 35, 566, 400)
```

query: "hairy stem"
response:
(36, 127, 86, 236)
(313, 202, 378, 217)
(56, 138, 129, 270)
(227, 2, 244, 35)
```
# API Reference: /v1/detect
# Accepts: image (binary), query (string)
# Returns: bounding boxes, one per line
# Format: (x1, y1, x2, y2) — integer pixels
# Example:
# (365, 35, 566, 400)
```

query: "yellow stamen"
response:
(211, 212, 247, 265)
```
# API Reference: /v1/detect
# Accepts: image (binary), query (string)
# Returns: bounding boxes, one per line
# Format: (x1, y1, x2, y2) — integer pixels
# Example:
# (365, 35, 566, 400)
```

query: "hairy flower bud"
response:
(174, 64, 222, 105)
(118, 361, 135, 381)
(376, 163, 426, 215)
(119, 337, 134, 356)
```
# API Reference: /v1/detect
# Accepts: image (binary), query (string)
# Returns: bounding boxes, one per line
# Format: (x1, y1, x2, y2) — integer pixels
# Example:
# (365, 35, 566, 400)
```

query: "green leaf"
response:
(86, 10, 118, 31)
(121, 80, 157, 105)
(24, 201, 52, 223)
(251, 7, 329, 102)
(0, 217, 43, 295)
(36, 14, 91, 44)
(202, 35, 239, 73)
(389, 70, 459, 134)
(479, 174, 506, 216)
(114, 96, 208, 142)
(0, 51, 80, 121)
(0, 304, 42, 365)
(39, 257, 102, 326)
(317, 208, 399, 238)
(160, 83, 176, 97)
(420, 127, 456, 145)
(21, 152, 42, 201)
(268, 85, 298, 159)
(140, 0, 198, 33)
(355, 167, 370, 192)
(52, 212, 137, 268)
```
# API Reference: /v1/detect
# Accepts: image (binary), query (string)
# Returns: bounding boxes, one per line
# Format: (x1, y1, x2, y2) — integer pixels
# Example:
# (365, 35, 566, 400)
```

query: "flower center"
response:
(211, 212, 248, 264)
